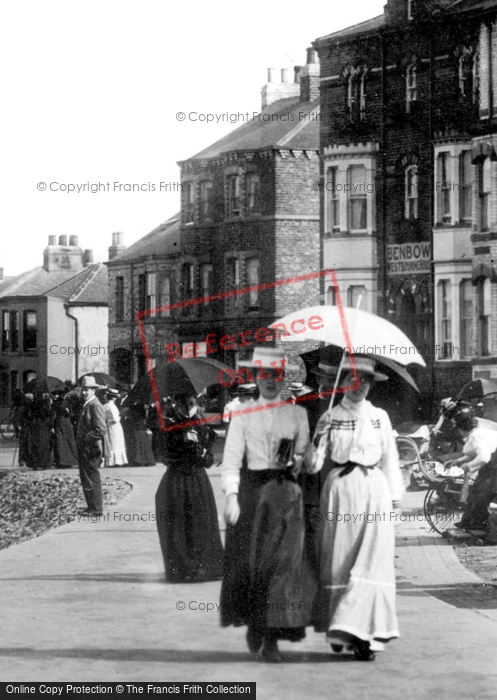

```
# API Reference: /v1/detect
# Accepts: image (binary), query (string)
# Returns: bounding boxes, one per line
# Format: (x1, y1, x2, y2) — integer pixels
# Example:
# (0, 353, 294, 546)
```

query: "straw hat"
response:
(341, 356, 388, 382)
(246, 347, 287, 369)
(81, 375, 100, 389)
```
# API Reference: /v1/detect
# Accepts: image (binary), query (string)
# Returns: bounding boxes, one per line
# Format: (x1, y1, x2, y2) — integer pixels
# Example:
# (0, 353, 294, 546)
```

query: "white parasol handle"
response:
(327, 293, 363, 413)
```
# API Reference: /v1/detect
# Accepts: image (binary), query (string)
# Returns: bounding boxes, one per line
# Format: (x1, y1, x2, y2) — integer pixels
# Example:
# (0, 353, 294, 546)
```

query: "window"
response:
(477, 278, 491, 356)
(199, 181, 214, 222)
(459, 151, 473, 222)
(201, 264, 213, 305)
(347, 286, 367, 309)
(479, 158, 491, 231)
(405, 165, 418, 220)
(348, 165, 367, 231)
(246, 258, 260, 308)
(460, 280, 474, 358)
(225, 258, 241, 313)
(326, 167, 340, 234)
(159, 274, 172, 317)
(227, 175, 240, 218)
(115, 277, 124, 322)
(138, 274, 146, 313)
(23, 311, 37, 351)
(147, 272, 156, 317)
(326, 286, 337, 306)
(1, 311, 8, 351)
(406, 63, 417, 112)
(246, 174, 261, 214)
(23, 370, 36, 386)
(437, 153, 451, 224)
(438, 280, 452, 358)
(458, 49, 479, 103)
(184, 182, 194, 223)
(181, 264, 195, 302)
(9, 311, 18, 352)
(347, 69, 367, 122)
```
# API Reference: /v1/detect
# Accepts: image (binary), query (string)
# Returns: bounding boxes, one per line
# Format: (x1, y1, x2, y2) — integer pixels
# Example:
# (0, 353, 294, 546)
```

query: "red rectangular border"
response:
(135, 269, 359, 431)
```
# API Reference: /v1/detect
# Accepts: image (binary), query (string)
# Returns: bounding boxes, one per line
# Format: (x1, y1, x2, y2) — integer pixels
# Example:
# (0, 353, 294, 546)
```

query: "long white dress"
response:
(308, 395, 404, 647)
(103, 401, 128, 467)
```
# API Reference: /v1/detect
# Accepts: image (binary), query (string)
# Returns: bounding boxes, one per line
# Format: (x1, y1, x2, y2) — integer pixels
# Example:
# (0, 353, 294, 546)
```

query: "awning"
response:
(472, 262, 497, 283)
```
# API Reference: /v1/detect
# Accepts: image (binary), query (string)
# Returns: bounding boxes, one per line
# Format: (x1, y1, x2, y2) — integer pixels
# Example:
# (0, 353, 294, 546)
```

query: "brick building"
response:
(315, 0, 497, 403)
(0, 236, 109, 406)
(107, 52, 321, 388)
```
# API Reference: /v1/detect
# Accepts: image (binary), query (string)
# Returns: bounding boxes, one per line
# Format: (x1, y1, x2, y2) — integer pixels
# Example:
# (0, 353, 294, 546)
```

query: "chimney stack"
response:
(299, 46, 320, 102)
(261, 64, 300, 109)
(43, 236, 84, 272)
(108, 232, 127, 260)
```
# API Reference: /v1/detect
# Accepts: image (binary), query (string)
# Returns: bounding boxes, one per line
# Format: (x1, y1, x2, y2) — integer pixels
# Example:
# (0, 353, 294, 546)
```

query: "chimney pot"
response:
(59, 235, 68, 246)
(69, 235, 79, 247)
(281, 68, 291, 83)
(268, 67, 279, 83)
(294, 65, 302, 83)
(83, 249, 94, 265)
(48, 235, 57, 246)
(112, 232, 124, 246)
(306, 47, 319, 64)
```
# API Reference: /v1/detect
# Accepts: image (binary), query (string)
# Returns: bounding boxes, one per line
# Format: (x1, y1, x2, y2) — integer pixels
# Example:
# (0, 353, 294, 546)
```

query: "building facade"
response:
(315, 0, 497, 403)
(0, 236, 109, 405)
(107, 53, 321, 388)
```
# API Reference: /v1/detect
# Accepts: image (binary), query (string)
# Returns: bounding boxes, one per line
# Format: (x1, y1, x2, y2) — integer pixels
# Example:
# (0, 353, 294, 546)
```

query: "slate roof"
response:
(187, 99, 320, 161)
(0, 263, 108, 304)
(108, 215, 181, 264)
(315, 15, 385, 44)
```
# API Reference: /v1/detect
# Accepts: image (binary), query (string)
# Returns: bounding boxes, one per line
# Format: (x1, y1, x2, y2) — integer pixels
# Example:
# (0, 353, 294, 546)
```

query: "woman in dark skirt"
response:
(52, 391, 78, 468)
(125, 403, 156, 466)
(155, 393, 223, 583)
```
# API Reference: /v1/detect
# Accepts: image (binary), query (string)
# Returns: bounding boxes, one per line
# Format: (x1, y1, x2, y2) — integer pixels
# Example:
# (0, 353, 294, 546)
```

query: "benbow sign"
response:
(386, 242, 431, 275)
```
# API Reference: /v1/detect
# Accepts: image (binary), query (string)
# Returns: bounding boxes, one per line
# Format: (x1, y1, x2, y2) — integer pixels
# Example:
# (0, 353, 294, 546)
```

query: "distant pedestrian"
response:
(125, 402, 155, 466)
(76, 376, 107, 516)
(103, 389, 128, 467)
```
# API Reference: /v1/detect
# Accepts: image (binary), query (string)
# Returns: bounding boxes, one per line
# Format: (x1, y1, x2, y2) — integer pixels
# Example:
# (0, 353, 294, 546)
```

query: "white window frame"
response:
(406, 63, 417, 111)
(348, 165, 368, 232)
(405, 165, 418, 220)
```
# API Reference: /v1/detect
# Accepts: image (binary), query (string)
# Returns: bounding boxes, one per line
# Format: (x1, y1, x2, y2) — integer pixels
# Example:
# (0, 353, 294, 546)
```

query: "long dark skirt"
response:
(221, 469, 316, 641)
(128, 429, 155, 466)
(460, 461, 497, 530)
(54, 417, 78, 467)
(26, 417, 52, 470)
(155, 463, 223, 583)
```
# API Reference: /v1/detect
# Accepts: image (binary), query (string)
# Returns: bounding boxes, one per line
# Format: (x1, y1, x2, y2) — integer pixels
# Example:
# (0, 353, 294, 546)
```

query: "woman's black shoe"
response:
(352, 639, 376, 662)
(261, 634, 283, 663)
(246, 626, 263, 654)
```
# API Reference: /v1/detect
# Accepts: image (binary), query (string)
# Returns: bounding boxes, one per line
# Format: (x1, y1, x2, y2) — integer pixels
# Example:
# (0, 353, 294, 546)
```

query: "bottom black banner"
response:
(2, 684, 256, 699)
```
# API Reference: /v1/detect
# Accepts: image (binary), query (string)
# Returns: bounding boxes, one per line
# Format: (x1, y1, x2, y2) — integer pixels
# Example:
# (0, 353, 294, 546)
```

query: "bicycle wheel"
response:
(424, 485, 462, 535)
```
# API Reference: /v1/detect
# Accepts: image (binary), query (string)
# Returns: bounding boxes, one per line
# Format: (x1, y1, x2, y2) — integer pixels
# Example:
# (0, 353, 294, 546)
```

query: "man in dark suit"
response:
(76, 376, 107, 516)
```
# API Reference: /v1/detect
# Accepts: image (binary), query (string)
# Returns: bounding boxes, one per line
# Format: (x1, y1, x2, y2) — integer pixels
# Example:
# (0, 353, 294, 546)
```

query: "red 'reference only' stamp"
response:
(135, 269, 360, 432)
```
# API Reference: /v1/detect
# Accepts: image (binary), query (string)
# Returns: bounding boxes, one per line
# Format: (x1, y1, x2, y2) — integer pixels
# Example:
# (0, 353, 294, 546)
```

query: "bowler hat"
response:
(81, 375, 100, 389)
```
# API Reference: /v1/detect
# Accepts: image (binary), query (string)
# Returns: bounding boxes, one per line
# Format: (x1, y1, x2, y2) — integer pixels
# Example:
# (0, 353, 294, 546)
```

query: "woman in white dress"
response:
(307, 355, 404, 661)
(103, 389, 128, 467)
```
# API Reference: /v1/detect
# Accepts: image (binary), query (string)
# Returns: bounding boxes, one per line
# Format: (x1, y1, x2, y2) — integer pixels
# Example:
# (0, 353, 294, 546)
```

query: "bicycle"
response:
(423, 476, 466, 535)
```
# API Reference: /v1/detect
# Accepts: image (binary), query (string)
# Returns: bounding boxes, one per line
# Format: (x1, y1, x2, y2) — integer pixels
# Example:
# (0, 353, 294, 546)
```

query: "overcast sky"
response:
(0, 0, 386, 276)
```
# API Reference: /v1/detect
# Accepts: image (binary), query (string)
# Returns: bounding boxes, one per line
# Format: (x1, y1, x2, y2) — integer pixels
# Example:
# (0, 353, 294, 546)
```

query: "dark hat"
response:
(312, 361, 338, 379)
(340, 356, 388, 382)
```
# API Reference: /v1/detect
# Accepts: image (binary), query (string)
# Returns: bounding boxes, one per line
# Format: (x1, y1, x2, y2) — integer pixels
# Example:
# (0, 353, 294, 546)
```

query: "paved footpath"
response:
(1, 448, 497, 699)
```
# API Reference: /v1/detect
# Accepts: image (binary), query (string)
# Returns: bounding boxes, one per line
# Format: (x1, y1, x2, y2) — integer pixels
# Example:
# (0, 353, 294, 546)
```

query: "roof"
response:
(187, 98, 320, 160)
(315, 15, 385, 44)
(108, 215, 181, 264)
(0, 263, 108, 304)
(48, 263, 109, 304)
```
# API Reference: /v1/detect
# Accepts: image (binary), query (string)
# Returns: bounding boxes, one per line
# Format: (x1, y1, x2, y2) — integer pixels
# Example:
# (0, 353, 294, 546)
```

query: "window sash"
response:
(160, 276, 172, 317)
(23, 311, 37, 351)
(200, 181, 213, 221)
(460, 280, 474, 358)
(1, 311, 9, 351)
(246, 175, 260, 213)
(9, 311, 18, 352)
(227, 176, 240, 217)
(460, 151, 473, 221)
(147, 273, 156, 316)
(116, 277, 124, 322)
(405, 166, 418, 219)
(246, 258, 260, 307)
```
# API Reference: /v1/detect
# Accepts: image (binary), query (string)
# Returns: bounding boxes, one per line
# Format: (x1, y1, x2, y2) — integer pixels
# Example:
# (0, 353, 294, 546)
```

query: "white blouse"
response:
(221, 396, 310, 497)
(309, 396, 404, 502)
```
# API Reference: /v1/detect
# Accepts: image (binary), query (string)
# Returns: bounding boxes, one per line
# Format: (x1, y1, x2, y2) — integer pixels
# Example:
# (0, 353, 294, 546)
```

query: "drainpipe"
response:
(64, 305, 79, 381)
(380, 32, 388, 317)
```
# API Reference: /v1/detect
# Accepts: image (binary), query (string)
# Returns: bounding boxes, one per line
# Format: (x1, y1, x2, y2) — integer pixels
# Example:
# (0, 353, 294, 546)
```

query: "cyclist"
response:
(445, 403, 497, 531)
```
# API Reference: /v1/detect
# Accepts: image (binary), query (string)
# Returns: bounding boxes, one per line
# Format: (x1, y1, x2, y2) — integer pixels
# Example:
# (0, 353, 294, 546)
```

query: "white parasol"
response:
(270, 305, 426, 368)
